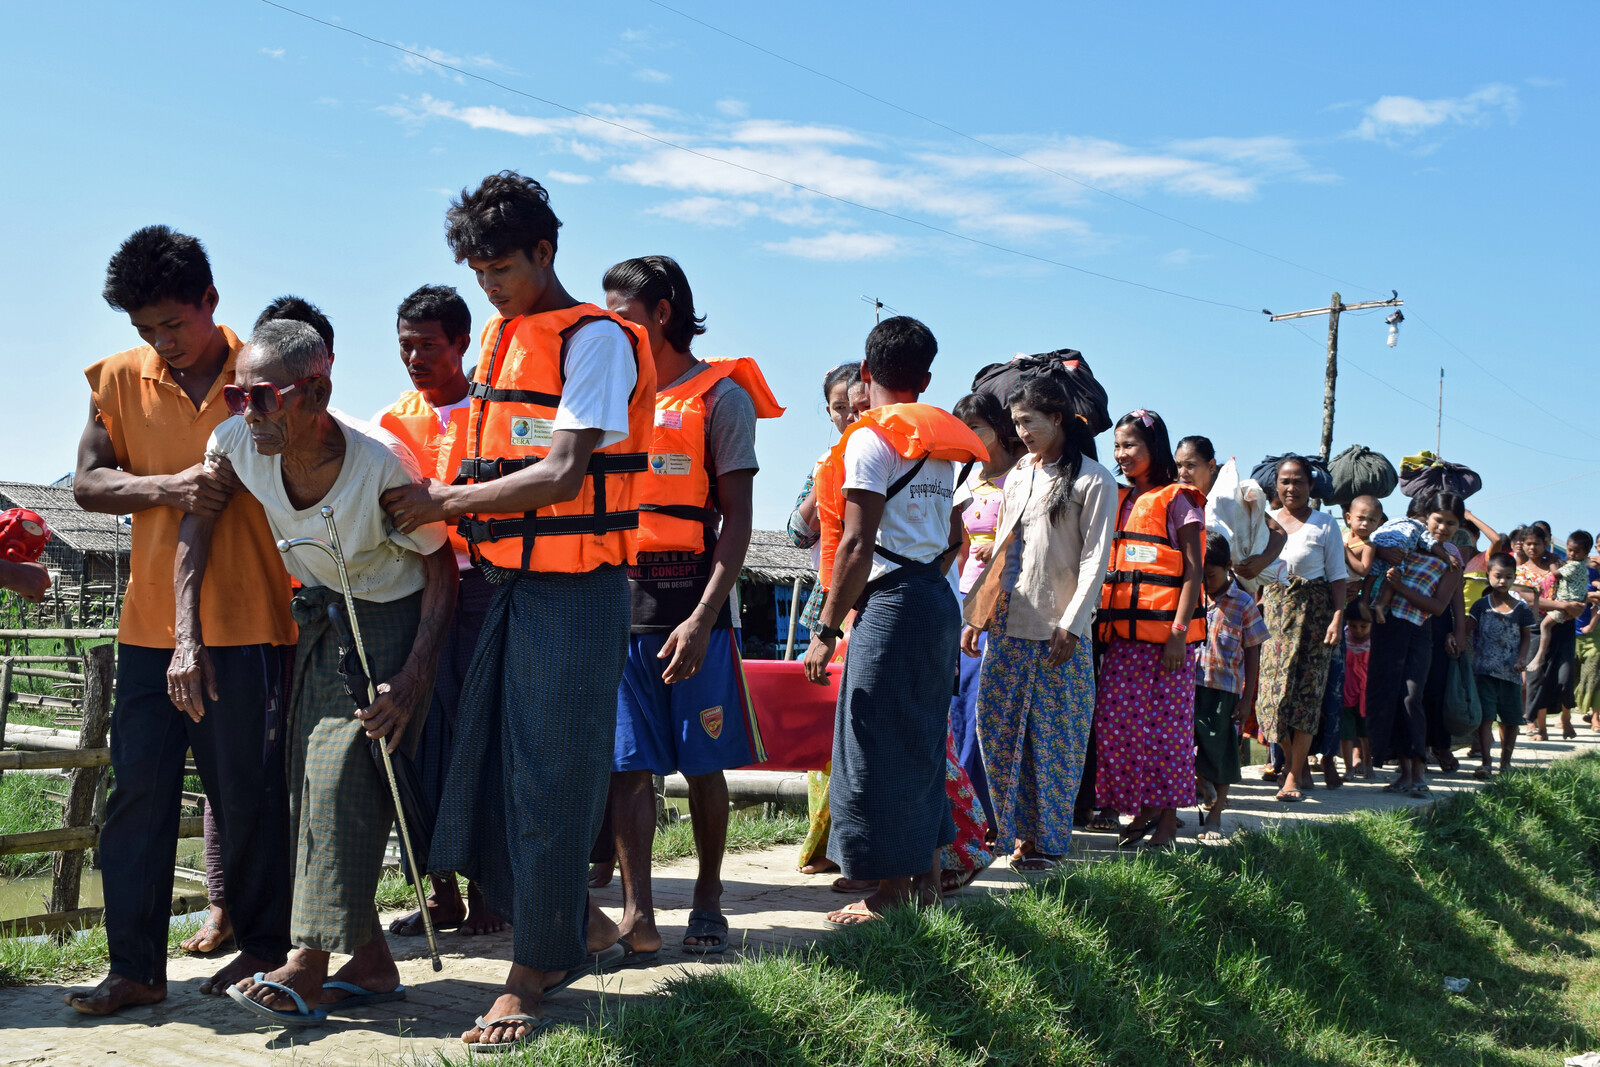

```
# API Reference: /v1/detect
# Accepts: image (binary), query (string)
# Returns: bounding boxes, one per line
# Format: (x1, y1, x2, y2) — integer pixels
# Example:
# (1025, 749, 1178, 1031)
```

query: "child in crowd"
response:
(1527, 530, 1595, 673)
(1365, 506, 1459, 623)
(1343, 495, 1383, 606)
(1341, 601, 1373, 778)
(1469, 553, 1536, 777)
(1193, 534, 1268, 842)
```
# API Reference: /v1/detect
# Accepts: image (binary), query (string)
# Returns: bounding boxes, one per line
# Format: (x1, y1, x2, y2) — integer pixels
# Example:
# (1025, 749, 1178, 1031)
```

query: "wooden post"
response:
(48, 643, 113, 933)
(1320, 291, 1341, 461)
(0, 657, 12, 782)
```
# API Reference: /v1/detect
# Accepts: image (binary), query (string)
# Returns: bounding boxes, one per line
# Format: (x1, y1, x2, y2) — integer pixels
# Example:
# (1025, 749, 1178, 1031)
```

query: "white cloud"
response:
(634, 68, 672, 84)
(651, 197, 763, 227)
(1161, 248, 1205, 267)
(260, 47, 285, 59)
(545, 170, 594, 185)
(1355, 83, 1519, 141)
(727, 120, 866, 147)
(765, 232, 899, 261)
(716, 99, 750, 118)
(394, 44, 504, 83)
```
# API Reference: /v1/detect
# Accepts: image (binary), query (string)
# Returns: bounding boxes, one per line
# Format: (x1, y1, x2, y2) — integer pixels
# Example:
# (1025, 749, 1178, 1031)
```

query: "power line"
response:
(643, 0, 1389, 299)
(1283, 323, 1588, 463)
(257, 0, 1259, 314)
(1477, 467, 1600, 504)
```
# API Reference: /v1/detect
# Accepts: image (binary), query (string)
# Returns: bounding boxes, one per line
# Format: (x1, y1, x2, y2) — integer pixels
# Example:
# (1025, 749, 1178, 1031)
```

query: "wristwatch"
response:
(817, 623, 845, 641)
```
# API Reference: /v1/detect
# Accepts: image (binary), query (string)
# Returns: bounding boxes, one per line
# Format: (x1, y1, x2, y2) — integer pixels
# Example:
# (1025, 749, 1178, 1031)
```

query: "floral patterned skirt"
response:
(1255, 578, 1336, 743)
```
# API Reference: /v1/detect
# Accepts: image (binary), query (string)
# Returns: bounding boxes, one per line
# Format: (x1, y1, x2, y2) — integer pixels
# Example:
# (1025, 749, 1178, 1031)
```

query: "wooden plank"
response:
(49, 645, 112, 923)
(12, 668, 85, 682)
(0, 748, 110, 772)
(0, 893, 209, 939)
(0, 816, 202, 857)
(0, 630, 117, 639)
(0, 658, 11, 781)
(7, 692, 78, 710)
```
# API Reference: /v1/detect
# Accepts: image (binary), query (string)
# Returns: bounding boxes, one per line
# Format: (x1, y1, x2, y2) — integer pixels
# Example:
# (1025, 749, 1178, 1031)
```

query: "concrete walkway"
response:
(3, 727, 1595, 1065)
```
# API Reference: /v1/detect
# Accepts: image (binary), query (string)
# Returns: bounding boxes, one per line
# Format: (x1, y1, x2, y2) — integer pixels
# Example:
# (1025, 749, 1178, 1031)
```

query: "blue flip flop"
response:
(322, 980, 407, 1010)
(683, 908, 730, 955)
(542, 941, 628, 998)
(225, 973, 328, 1026)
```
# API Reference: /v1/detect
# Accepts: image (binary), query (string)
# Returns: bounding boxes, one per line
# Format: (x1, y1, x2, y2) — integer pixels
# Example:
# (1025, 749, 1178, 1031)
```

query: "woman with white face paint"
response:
(960, 376, 1116, 871)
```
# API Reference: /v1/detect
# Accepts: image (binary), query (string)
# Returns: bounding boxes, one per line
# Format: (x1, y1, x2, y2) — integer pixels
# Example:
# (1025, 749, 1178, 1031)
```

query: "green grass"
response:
(488, 754, 1600, 1067)
(375, 808, 808, 910)
(0, 775, 63, 878)
(0, 914, 201, 987)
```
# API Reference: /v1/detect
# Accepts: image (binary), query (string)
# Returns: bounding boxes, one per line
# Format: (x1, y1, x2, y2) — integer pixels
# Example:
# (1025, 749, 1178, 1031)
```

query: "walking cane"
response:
(278, 506, 443, 971)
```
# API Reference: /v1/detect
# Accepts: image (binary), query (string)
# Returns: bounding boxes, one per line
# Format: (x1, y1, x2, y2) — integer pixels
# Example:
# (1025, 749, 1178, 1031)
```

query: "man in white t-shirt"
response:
(802, 317, 985, 928)
(168, 319, 458, 1024)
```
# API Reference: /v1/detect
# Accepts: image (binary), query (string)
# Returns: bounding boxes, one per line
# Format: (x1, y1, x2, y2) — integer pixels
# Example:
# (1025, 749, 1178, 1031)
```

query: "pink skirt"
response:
(1094, 638, 1198, 814)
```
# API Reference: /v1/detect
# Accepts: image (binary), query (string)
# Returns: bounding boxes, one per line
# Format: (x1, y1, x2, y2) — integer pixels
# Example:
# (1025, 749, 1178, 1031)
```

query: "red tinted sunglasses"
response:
(222, 375, 323, 415)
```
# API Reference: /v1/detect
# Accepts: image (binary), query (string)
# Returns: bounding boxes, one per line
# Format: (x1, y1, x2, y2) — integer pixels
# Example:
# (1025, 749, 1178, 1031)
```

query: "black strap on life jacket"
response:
(456, 451, 651, 569)
(466, 380, 563, 407)
(638, 502, 720, 525)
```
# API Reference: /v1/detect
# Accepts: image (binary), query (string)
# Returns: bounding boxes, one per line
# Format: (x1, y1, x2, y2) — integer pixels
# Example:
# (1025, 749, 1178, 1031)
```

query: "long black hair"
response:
(1175, 435, 1215, 463)
(953, 390, 1024, 457)
(1006, 376, 1098, 522)
(822, 361, 861, 399)
(1114, 408, 1178, 487)
(602, 255, 707, 352)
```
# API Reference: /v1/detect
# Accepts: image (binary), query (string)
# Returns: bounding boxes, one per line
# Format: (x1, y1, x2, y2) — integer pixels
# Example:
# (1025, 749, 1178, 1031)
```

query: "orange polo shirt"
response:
(84, 326, 296, 649)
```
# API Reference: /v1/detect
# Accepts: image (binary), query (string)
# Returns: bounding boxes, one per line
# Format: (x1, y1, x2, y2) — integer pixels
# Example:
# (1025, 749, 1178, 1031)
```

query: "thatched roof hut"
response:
(737, 529, 817, 660)
(0, 479, 129, 628)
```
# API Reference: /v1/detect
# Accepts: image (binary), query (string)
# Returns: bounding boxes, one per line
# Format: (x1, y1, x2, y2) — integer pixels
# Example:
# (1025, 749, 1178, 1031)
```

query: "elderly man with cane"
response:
(169, 319, 456, 1024)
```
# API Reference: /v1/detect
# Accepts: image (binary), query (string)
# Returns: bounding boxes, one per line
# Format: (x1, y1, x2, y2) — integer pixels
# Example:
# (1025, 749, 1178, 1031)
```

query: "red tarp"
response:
(739, 658, 838, 772)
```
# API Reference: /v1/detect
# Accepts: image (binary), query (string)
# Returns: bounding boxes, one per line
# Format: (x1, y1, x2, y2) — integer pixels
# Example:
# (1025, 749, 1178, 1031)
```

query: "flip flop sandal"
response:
(940, 868, 981, 893)
(1274, 790, 1304, 803)
(1408, 784, 1431, 798)
(613, 936, 659, 969)
(1118, 822, 1155, 849)
(225, 974, 329, 1026)
(321, 981, 407, 1011)
(1381, 780, 1410, 795)
(1472, 767, 1493, 780)
(825, 901, 883, 927)
(830, 877, 877, 894)
(1085, 812, 1120, 833)
(683, 909, 730, 955)
(388, 909, 461, 937)
(464, 1013, 554, 1053)
(1197, 830, 1225, 843)
(542, 942, 627, 998)
(1013, 855, 1059, 872)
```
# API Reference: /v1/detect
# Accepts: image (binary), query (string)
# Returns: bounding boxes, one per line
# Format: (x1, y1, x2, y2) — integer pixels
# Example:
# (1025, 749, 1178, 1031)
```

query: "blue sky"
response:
(2, 1, 1595, 539)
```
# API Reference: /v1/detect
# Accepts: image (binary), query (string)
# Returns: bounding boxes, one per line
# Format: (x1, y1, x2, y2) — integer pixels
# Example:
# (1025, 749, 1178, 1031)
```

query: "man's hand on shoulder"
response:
(381, 479, 454, 535)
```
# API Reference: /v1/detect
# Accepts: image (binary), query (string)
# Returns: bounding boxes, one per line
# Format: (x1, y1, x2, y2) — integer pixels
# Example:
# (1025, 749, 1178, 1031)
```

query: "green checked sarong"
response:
(286, 587, 431, 953)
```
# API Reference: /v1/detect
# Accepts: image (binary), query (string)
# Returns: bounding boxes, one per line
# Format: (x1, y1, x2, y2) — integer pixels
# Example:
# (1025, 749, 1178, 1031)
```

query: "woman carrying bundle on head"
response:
(1094, 409, 1205, 849)
(1253, 455, 1347, 802)
(961, 377, 1115, 870)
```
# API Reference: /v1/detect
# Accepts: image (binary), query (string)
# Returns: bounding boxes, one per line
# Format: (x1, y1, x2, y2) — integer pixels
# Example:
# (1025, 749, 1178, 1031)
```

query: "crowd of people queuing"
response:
(12, 167, 1592, 1053)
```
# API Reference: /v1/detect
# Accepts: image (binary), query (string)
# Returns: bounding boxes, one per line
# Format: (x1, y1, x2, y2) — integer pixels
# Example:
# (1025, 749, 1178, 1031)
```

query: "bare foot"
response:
(616, 915, 663, 955)
(389, 877, 465, 936)
(65, 974, 166, 1015)
(234, 950, 328, 1013)
(179, 905, 233, 955)
(797, 858, 840, 875)
(461, 881, 508, 936)
(200, 951, 284, 996)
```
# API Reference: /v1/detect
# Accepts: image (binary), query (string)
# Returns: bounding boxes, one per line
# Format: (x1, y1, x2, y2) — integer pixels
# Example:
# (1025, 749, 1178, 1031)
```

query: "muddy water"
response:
(0, 839, 206, 922)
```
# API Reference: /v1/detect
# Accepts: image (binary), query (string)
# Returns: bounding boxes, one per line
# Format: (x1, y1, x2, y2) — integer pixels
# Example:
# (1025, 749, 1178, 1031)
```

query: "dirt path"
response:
(4, 728, 1595, 1065)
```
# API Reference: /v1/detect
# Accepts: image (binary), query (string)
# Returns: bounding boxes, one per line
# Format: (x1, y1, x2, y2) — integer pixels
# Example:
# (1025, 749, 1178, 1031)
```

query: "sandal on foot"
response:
(1197, 829, 1226, 843)
(940, 868, 981, 893)
(613, 936, 659, 969)
(1274, 789, 1304, 803)
(1085, 811, 1120, 833)
(825, 900, 882, 927)
(322, 981, 406, 1010)
(1381, 780, 1410, 795)
(683, 909, 730, 955)
(1013, 854, 1059, 872)
(830, 877, 877, 894)
(225, 974, 328, 1026)
(1472, 767, 1493, 780)
(543, 942, 627, 998)
(465, 1013, 554, 1052)
(1118, 821, 1155, 849)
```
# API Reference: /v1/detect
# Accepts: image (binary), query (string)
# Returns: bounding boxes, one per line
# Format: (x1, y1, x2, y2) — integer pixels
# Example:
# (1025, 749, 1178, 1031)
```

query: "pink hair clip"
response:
(1128, 408, 1156, 428)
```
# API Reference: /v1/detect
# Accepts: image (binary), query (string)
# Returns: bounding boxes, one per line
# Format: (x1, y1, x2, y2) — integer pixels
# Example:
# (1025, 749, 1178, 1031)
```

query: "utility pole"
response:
(860, 295, 884, 323)
(1266, 291, 1403, 459)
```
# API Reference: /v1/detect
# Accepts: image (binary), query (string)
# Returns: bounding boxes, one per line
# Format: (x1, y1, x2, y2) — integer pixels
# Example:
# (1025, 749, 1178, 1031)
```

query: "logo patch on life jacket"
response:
(699, 705, 724, 740)
(649, 453, 692, 475)
(656, 409, 683, 429)
(1125, 544, 1159, 565)
(510, 417, 554, 447)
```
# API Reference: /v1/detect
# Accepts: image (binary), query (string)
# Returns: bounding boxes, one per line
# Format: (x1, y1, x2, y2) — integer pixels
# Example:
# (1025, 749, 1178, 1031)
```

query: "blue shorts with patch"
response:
(614, 628, 755, 777)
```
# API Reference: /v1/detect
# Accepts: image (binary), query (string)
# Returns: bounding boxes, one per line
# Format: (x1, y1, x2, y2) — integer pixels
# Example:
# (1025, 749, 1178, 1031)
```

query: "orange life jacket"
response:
(379, 390, 472, 558)
(457, 305, 656, 573)
(636, 357, 785, 554)
(815, 404, 988, 592)
(1097, 482, 1207, 644)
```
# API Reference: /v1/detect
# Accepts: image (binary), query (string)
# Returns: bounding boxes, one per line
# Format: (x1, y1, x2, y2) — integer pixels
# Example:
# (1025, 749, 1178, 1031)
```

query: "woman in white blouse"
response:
(960, 377, 1115, 870)
(1254, 456, 1347, 802)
